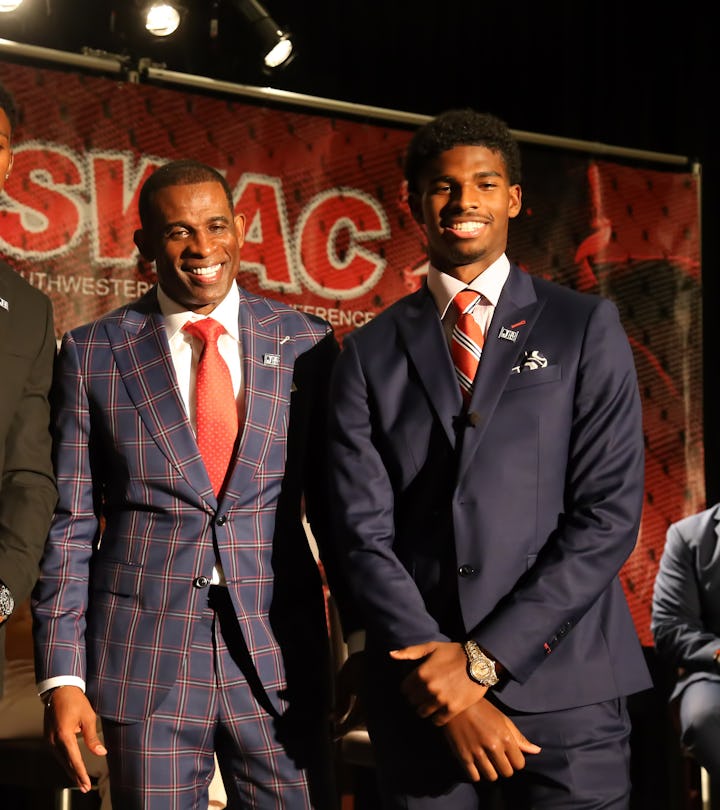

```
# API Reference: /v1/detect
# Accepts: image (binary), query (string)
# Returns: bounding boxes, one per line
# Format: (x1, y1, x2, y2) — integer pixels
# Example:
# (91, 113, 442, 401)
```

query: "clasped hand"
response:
(390, 640, 541, 782)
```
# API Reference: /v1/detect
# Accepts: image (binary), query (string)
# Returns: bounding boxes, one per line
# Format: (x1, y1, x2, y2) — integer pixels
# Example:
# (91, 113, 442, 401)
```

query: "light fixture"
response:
(231, 0, 294, 71)
(144, 2, 182, 37)
(0, 0, 24, 12)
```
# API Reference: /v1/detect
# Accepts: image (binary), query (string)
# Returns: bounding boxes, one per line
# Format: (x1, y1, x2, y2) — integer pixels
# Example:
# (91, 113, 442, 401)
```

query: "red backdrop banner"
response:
(0, 61, 702, 645)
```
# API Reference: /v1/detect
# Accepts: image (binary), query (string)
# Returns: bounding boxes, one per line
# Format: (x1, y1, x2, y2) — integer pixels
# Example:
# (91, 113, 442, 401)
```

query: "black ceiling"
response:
(0, 0, 712, 165)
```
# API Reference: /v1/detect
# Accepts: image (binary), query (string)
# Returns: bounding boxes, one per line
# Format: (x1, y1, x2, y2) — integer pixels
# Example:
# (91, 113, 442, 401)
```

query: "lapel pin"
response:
(498, 326, 519, 343)
(263, 353, 280, 366)
(0, 297, 8, 311)
(280, 336, 291, 345)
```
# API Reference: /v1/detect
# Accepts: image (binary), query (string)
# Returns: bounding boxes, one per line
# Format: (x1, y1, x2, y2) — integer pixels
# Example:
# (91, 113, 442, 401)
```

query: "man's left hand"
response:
(390, 640, 485, 725)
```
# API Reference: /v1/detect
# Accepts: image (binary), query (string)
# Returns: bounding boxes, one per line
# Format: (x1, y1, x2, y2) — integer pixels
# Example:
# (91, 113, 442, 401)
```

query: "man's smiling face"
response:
(134, 180, 246, 315)
(409, 144, 521, 283)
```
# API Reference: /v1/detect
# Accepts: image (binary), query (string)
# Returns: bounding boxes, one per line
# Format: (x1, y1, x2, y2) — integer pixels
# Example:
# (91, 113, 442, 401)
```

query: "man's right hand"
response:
(443, 698, 541, 782)
(43, 685, 107, 793)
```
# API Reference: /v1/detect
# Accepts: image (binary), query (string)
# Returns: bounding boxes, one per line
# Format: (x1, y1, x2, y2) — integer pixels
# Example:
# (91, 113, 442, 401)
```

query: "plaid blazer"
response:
(32, 283, 338, 723)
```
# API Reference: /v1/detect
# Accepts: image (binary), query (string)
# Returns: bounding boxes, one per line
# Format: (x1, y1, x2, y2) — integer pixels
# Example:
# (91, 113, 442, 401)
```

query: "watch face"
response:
(469, 655, 498, 686)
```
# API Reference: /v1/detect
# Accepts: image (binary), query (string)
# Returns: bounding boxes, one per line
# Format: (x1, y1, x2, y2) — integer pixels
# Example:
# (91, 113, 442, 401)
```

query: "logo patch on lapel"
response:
(263, 353, 280, 366)
(498, 326, 519, 342)
(0, 297, 8, 311)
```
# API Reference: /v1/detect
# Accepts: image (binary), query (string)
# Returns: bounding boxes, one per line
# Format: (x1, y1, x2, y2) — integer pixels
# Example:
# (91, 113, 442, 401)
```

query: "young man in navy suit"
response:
(33, 160, 342, 809)
(328, 109, 652, 808)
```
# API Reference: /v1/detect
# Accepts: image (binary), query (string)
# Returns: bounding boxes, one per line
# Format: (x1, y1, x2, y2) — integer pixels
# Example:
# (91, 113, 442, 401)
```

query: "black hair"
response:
(138, 159, 234, 228)
(403, 109, 522, 193)
(0, 81, 18, 135)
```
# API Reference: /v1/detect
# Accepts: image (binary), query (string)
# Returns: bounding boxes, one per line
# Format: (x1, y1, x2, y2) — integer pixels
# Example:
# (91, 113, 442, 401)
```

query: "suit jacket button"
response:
(193, 576, 210, 589)
(458, 564, 476, 577)
(216, 515, 227, 526)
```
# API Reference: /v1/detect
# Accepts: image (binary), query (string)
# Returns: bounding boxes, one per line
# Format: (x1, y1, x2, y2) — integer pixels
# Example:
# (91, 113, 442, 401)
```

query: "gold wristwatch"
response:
(464, 639, 499, 687)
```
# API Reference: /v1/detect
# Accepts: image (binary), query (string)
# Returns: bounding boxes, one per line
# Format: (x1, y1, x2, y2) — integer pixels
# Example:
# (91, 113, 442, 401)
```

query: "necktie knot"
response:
(453, 289, 482, 316)
(183, 316, 225, 346)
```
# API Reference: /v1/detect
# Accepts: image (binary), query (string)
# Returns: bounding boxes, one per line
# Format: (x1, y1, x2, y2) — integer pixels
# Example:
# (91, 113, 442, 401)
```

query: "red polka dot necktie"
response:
(451, 289, 484, 404)
(183, 317, 239, 496)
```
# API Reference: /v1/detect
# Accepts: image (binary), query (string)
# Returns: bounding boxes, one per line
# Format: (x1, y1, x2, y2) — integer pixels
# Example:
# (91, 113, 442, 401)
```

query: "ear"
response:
(234, 213, 246, 248)
(508, 184, 522, 220)
(133, 228, 154, 261)
(5, 150, 13, 180)
(408, 192, 425, 226)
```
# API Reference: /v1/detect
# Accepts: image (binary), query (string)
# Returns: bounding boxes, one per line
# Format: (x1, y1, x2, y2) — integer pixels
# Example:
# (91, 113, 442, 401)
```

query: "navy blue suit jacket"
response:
(329, 264, 651, 718)
(652, 504, 720, 702)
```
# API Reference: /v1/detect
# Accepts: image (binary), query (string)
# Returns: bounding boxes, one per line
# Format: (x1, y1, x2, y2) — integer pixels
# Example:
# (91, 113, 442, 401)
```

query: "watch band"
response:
(0, 582, 14, 618)
(464, 639, 499, 687)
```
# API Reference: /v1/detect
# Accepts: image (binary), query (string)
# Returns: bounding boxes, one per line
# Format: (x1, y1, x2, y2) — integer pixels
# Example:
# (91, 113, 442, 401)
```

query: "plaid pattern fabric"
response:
(32, 284, 339, 772)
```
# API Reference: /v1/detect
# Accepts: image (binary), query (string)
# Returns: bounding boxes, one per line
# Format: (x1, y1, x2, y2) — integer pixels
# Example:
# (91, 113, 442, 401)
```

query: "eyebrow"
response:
(163, 214, 231, 229)
(431, 170, 503, 182)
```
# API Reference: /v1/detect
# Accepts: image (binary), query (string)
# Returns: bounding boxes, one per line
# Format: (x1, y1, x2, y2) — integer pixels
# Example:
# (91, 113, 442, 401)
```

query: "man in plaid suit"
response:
(32, 160, 341, 809)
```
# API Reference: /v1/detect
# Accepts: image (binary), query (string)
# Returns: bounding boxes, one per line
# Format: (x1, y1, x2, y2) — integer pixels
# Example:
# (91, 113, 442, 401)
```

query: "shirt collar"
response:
(427, 255, 510, 319)
(157, 281, 241, 342)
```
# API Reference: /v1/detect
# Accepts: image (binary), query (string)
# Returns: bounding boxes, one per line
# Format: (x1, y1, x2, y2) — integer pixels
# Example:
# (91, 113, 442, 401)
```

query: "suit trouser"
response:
(371, 696, 632, 810)
(678, 678, 720, 778)
(102, 585, 335, 810)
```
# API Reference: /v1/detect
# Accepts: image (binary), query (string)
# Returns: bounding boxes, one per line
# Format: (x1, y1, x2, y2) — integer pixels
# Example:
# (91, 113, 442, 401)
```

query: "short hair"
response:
(403, 109, 522, 194)
(138, 159, 234, 228)
(0, 81, 18, 135)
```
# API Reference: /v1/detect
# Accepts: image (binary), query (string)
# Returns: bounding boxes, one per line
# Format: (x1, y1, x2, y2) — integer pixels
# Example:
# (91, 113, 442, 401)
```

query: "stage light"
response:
(144, 3, 182, 37)
(231, 0, 294, 71)
(0, 1, 24, 12)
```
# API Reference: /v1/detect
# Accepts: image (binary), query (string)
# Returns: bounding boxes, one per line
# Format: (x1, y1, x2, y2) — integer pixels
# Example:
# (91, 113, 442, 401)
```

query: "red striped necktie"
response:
(183, 317, 239, 496)
(451, 289, 484, 404)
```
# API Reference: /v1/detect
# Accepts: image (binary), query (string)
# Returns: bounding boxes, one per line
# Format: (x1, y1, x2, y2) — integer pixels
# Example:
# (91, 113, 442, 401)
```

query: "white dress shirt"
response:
(427, 253, 510, 344)
(158, 282, 243, 587)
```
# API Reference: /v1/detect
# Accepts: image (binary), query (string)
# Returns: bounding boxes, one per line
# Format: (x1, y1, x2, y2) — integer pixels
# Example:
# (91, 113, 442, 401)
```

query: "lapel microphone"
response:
(453, 411, 481, 431)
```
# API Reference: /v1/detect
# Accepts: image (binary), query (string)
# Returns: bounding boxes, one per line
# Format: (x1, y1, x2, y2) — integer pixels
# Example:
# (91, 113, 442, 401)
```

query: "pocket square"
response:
(511, 350, 548, 374)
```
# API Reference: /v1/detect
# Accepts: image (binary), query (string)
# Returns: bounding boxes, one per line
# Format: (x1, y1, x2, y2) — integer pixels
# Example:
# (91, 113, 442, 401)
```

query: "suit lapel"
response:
(397, 286, 461, 447)
(221, 291, 287, 504)
(459, 265, 545, 477)
(105, 289, 215, 505)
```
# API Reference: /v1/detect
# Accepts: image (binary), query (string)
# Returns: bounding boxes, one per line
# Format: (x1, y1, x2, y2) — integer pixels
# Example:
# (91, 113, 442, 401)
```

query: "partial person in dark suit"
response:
(32, 159, 341, 809)
(0, 80, 57, 699)
(327, 109, 652, 809)
(652, 504, 720, 781)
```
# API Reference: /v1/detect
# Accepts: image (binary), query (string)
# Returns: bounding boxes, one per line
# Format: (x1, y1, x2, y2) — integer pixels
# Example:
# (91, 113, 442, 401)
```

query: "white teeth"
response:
(452, 222, 483, 232)
(189, 264, 221, 276)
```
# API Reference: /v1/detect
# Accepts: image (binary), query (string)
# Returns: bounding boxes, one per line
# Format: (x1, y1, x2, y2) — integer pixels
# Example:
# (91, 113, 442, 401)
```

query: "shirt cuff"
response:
(36, 675, 86, 697)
